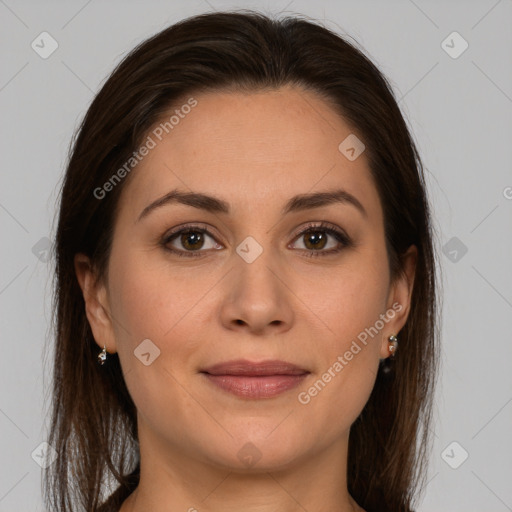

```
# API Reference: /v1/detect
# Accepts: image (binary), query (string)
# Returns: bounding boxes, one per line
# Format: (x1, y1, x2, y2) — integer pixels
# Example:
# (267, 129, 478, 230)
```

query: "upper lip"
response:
(201, 359, 309, 376)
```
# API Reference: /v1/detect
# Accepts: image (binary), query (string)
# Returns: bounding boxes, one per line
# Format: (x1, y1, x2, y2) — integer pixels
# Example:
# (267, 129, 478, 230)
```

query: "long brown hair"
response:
(45, 9, 440, 512)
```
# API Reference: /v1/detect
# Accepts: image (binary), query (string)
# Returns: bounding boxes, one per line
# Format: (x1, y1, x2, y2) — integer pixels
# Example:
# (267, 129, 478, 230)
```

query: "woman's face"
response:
(78, 84, 415, 473)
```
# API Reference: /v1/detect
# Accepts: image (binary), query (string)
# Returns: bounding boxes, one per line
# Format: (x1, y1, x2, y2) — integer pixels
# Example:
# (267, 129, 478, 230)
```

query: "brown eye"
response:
(179, 231, 205, 251)
(292, 227, 346, 253)
(289, 222, 353, 258)
(303, 231, 328, 250)
(163, 226, 222, 257)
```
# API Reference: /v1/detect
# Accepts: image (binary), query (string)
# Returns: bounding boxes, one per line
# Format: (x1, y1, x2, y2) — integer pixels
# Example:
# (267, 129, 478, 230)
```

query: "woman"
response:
(45, 9, 439, 512)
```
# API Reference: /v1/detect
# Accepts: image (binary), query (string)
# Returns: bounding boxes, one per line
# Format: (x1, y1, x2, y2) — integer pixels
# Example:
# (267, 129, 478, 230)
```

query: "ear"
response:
(74, 253, 117, 354)
(380, 245, 417, 358)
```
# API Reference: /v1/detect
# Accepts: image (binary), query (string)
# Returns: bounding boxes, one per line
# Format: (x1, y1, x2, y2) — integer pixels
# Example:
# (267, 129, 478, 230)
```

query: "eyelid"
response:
(162, 222, 221, 243)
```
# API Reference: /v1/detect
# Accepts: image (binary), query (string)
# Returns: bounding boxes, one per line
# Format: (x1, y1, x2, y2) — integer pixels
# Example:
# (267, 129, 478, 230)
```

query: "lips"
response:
(201, 359, 309, 399)
(202, 359, 309, 376)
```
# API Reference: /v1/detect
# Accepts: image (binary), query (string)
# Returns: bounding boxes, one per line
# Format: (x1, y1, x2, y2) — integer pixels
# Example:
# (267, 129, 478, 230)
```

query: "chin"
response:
(200, 425, 308, 473)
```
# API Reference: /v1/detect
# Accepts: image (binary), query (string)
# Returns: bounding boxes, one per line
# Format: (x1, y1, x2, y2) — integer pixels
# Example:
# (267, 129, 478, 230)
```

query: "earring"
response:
(380, 335, 398, 375)
(97, 344, 107, 365)
(388, 335, 398, 358)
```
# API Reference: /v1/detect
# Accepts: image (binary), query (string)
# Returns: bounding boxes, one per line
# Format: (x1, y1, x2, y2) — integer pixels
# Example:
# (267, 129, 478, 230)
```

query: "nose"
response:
(219, 248, 294, 336)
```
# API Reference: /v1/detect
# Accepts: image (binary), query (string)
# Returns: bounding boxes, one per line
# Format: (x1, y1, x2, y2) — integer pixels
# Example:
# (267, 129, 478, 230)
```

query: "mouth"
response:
(200, 359, 310, 399)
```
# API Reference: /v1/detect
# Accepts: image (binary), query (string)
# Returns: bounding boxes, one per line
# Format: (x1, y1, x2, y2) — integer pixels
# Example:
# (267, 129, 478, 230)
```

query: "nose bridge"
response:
(233, 233, 282, 299)
(219, 232, 294, 333)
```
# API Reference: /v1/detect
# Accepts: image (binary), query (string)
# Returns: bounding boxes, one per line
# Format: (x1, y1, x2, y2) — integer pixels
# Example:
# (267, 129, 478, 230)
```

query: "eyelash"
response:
(161, 221, 353, 259)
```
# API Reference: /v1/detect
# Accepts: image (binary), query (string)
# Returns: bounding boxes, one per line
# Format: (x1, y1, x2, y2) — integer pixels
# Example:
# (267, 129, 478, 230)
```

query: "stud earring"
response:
(388, 334, 398, 358)
(97, 344, 107, 365)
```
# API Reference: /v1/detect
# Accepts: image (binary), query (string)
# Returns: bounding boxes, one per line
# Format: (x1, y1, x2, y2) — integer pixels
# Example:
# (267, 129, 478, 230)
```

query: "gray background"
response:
(1, 0, 511, 510)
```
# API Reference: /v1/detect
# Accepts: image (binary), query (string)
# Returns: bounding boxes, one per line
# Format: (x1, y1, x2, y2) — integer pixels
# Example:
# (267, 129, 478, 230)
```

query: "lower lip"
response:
(202, 373, 308, 399)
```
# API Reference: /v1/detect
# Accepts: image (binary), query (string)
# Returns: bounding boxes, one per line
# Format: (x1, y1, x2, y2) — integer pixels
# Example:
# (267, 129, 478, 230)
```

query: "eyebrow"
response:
(137, 187, 367, 222)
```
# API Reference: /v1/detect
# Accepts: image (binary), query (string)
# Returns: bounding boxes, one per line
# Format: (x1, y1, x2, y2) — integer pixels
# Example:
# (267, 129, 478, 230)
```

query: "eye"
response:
(162, 224, 222, 257)
(289, 222, 353, 257)
(161, 221, 352, 259)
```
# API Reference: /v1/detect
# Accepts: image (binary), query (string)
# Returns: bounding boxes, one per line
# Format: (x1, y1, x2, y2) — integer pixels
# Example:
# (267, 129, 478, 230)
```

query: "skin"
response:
(75, 84, 416, 512)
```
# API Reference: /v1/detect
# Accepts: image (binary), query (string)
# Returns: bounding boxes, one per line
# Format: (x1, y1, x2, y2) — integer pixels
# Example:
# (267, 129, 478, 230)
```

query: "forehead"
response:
(118, 85, 380, 219)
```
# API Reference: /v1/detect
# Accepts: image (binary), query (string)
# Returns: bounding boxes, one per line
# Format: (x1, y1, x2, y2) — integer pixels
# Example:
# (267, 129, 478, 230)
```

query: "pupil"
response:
(306, 231, 326, 250)
(182, 232, 203, 250)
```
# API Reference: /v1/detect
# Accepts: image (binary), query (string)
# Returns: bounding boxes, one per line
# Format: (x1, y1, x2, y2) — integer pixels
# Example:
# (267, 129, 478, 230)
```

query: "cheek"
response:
(106, 251, 213, 438)
(291, 246, 390, 433)
(297, 244, 391, 351)
(107, 245, 214, 343)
